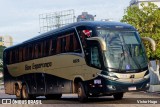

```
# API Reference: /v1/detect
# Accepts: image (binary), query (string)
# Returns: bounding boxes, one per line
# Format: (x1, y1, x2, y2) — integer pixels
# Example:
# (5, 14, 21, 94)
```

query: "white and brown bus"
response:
(3, 21, 155, 102)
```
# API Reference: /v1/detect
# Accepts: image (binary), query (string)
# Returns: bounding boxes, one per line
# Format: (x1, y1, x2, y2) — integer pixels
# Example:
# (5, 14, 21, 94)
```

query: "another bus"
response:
(3, 21, 155, 102)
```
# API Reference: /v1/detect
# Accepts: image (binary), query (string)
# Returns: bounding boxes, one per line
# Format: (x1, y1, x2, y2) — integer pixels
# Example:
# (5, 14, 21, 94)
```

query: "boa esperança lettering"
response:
(25, 62, 52, 71)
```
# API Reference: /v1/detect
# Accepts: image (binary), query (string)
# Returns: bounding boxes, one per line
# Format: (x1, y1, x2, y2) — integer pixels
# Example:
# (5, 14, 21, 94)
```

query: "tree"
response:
(0, 46, 6, 59)
(0, 46, 6, 72)
(121, 2, 160, 59)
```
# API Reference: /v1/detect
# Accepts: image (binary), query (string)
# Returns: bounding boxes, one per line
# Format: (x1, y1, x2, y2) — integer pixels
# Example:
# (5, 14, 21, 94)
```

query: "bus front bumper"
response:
(86, 77, 150, 96)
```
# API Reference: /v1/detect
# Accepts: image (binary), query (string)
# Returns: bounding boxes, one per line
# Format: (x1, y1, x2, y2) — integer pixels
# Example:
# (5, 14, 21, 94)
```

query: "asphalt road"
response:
(0, 85, 160, 107)
(0, 88, 160, 104)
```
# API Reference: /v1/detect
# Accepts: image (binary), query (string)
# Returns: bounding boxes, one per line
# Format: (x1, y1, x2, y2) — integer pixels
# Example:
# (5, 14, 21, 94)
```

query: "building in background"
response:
(0, 36, 13, 47)
(77, 12, 95, 22)
(130, 0, 160, 9)
(39, 9, 75, 33)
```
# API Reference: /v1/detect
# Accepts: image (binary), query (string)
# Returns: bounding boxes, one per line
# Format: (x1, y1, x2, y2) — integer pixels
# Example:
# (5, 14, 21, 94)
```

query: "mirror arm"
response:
(141, 37, 156, 51)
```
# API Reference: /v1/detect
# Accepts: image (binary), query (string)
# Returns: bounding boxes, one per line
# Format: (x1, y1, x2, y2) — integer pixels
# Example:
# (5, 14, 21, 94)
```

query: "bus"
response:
(3, 21, 155, 102)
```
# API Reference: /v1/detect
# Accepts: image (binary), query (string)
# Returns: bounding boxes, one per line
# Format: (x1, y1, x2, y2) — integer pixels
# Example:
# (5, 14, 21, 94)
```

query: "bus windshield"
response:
(97, 29, 148, 72)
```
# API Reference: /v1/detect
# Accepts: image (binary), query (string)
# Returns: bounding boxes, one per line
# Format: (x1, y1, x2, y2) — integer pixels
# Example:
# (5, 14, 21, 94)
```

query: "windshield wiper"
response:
(118, 54, 125, 72)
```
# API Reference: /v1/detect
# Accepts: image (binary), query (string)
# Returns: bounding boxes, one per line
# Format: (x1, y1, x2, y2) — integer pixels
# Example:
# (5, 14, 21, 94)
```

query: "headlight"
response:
(107, 85, 116, 90)
(144, 74, 150, 79)
(97, 73, 118, 81)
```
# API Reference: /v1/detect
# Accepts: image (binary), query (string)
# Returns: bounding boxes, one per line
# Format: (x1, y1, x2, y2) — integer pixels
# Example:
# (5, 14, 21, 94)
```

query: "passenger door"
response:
(85, 40, 103, 69)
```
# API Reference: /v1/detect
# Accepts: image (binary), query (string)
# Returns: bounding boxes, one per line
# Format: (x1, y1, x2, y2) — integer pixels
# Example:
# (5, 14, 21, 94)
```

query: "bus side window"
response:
(19, 47, 23, 62)
(48, 39, 52, 56)
(39, 42, 43, 57)
(34, 43, 42, 58)
(77, 26, 93, 49)
(32, 45, 34, 59)
(26, 47, 29, 61)
(65, 35, 70, 52)
(56, 37, 61, 54)
(15, 49, 19, 63)
(44, 39, 50, 56)
(23, 47, 26, 61)
(61, 37, 66, 53)
(73, 34, 78, 50)
(51, 39, 57, 55)
(57, 35, 68, 53)
(44, 41, 47, 56)
(79, 31, 87, 48)
(5, 51, 9, 64)
(72, 33, 81, 53)
(9, 51, 12, 64)
(44, 39, 52, 56)
(12, 50, 16, 63)
(34, 44, 38, 58)
(69, 34, 74, 52)
(56, 30, 81, 54)
(28, 45, 33, 60)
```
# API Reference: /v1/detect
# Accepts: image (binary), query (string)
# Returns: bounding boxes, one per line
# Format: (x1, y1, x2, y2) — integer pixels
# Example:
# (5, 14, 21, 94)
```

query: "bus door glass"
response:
(85, 40, 102, 69)
(90, 46, 101, 68)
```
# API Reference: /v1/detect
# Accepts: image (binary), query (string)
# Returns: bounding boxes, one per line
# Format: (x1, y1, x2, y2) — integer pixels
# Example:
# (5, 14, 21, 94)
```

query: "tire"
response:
(113, 93, 124, 100)
(77, 82, 87, 102)
(15, 85, 22, 99)
(29, 95, 36, 100)
(21, 84, 30, 99)
(45, 94, 62, 99)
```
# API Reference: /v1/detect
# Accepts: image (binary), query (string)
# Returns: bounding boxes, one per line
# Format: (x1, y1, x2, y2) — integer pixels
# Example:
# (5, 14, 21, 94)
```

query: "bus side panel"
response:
(14, 73, 73, 96)
(45, 73, 73, 94)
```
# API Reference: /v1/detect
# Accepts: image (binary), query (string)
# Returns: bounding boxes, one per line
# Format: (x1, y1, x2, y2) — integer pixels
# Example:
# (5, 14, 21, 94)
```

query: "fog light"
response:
(89, 93, 92, 96)
(92, 85, 95, 87)
(99, 85, 103, 87)
(146, 83, 150, 88)
(107, 85, 116, 90)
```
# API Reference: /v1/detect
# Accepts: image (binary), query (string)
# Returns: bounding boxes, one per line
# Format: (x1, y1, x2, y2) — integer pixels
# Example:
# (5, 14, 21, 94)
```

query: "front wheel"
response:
(77, 82, 87, 102)
(113, 93, 124, 100)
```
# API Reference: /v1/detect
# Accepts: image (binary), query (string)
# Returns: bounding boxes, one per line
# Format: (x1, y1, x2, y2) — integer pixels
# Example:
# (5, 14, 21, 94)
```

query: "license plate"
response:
(128, 87, 136, 91)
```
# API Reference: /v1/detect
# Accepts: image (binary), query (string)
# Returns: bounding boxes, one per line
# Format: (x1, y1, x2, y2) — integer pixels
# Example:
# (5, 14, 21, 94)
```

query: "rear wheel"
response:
(77, 82, 87, 102)
(29, 95, 36, 99)
(45, 94, 62, 99)
(22, 84, 30, 99)
(113, 93, 124, 100)
(15, 85, 22, 99)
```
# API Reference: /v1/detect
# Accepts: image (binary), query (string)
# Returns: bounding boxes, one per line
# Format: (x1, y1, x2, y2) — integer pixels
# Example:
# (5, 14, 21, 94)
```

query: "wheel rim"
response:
(78, 87, 82, 98)
(22, 85, 28, 99)
(15, 86, 21, 98)
(16, 89, 20, 97)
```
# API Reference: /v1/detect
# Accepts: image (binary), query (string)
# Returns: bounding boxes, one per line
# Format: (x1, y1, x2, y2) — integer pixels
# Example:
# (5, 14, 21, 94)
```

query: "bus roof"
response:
(5, 21, 136, 50)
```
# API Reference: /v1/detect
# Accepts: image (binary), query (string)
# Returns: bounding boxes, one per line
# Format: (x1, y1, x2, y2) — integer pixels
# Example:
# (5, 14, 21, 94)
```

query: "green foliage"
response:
(0, 46, 6, 72)
(0, 46, 6, 60)
(121, 2, 160, 59)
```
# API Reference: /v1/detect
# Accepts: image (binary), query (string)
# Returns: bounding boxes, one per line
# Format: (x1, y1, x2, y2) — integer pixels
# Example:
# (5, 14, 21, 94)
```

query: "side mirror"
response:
(86, 37, 106, 51)
(141, 37, 156, 51)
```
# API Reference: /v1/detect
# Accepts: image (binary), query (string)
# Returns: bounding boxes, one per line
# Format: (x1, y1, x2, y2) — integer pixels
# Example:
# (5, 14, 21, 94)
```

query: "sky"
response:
(0, 0, 131, 44)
